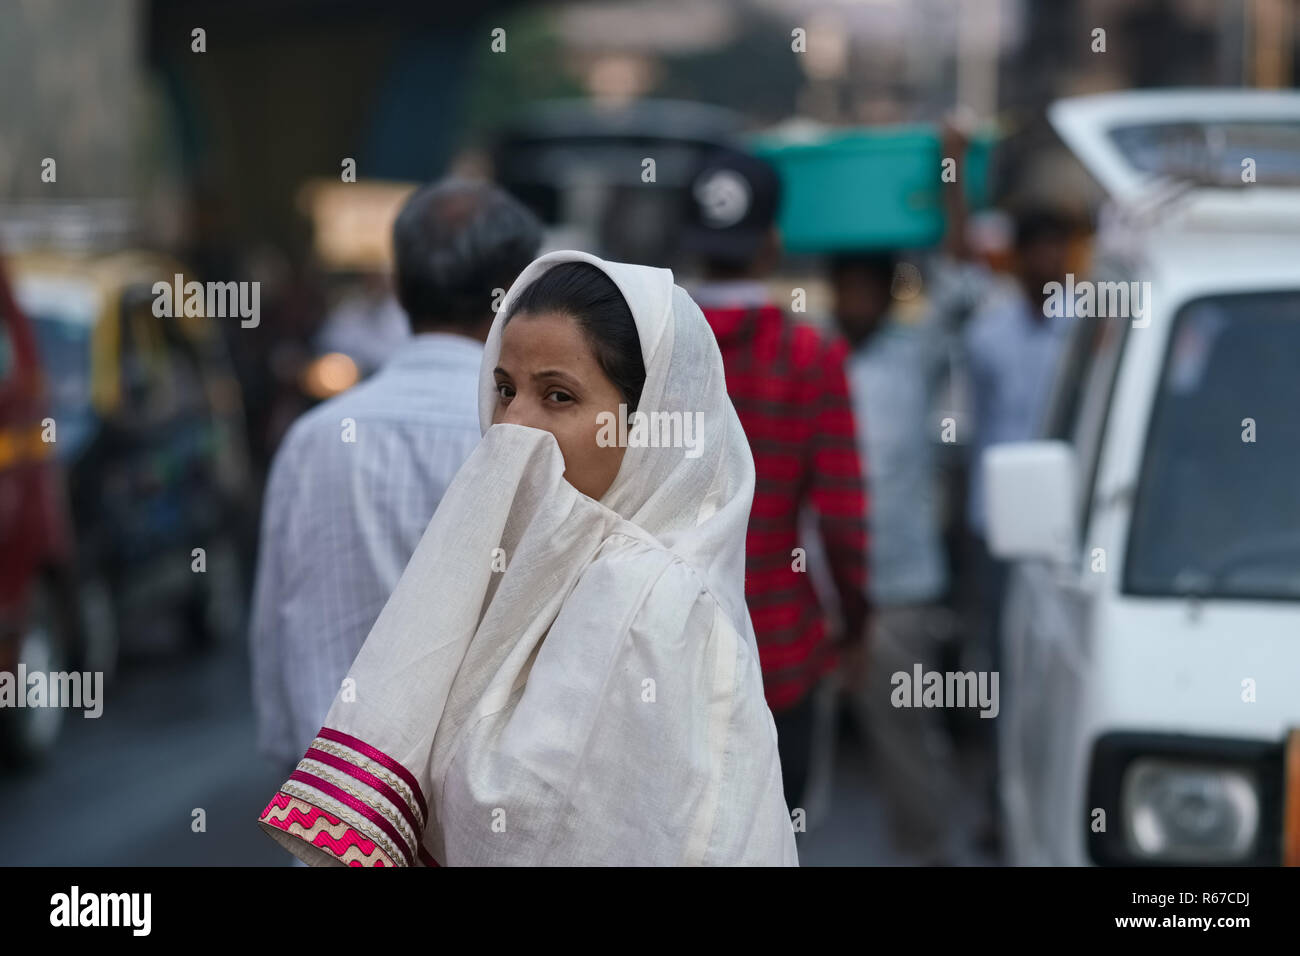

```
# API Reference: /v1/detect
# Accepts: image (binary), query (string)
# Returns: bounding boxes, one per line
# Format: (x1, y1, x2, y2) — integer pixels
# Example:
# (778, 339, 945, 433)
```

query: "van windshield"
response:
(1125, 292, 1300, 600)
(1110, 120, 1300, 187)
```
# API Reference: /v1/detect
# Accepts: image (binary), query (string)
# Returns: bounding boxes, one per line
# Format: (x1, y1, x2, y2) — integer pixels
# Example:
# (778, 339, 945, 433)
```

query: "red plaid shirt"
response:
(701, 302, 870, 713)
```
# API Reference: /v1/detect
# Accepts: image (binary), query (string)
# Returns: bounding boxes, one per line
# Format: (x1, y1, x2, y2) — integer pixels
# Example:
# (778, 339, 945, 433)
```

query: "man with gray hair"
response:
(250, 180, 543, 781)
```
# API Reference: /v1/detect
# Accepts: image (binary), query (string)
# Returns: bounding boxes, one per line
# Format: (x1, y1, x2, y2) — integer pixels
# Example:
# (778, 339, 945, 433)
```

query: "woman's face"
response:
(492, 310, 628, 500)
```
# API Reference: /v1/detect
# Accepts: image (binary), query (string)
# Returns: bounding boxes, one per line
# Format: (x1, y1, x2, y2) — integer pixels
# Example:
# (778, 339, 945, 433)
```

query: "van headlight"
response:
(1086, 733, 1284, 865)
(1121, 759, 1258, 862)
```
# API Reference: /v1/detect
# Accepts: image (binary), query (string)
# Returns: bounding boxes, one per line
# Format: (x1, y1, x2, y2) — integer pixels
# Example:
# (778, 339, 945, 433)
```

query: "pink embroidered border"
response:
(261, 726, 441, 867)
(317, 727, 429, 821)
(260, 791, 396, 866)
(302, 747, 423, 836)
(288, 768, 416, 865)
(260, 789, 442, 867)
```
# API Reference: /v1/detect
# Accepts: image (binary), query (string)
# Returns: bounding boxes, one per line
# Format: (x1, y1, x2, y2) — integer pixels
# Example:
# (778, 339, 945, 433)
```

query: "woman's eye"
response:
(496, 383, 514, 400)
(546, 390, 574, 404)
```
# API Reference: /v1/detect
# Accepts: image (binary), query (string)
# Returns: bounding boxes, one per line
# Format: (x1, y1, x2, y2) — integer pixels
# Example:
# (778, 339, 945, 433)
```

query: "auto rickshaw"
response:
(8, 249, 253, 672)
(0, 250, 83, 763)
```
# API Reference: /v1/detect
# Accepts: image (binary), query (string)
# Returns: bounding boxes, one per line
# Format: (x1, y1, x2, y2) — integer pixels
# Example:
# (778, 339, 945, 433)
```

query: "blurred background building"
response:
(4, 1, 1295, 244)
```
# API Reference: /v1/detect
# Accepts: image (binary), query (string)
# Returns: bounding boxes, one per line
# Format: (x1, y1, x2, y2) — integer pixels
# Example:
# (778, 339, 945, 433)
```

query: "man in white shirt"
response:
(962, 208, 1076, 656)
(249, 179, 543, 778)
(959, 206, 1076, 859)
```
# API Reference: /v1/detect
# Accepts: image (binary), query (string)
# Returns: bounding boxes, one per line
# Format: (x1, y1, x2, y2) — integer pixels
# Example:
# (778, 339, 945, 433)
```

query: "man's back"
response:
(963, 283, 1071, 535)
(700, 301, 868, 714)
(250, 333, 482, 767)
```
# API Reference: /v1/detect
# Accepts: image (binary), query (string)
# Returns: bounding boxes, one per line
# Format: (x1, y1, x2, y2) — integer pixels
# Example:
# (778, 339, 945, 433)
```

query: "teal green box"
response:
(750, 125, 994, 253)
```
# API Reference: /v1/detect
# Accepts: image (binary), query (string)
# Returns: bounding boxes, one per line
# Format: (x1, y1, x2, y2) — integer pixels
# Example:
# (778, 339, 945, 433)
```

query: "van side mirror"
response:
(983, 441, 1078, 566)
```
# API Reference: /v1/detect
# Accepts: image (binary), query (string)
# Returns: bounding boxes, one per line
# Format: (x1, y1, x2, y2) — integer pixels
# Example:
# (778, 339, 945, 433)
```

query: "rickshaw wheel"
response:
(0, 578, 69, 766)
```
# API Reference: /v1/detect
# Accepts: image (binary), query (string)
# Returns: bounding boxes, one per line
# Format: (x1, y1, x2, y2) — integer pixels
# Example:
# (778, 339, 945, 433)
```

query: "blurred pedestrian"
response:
(829, 250, 966, 864)
(963, 206, 1076, 671)
(681, 148, 871, 827)
(960, 204, 1077, 854)
(313, 271, 411, 377)
(249, 179, 543, 782)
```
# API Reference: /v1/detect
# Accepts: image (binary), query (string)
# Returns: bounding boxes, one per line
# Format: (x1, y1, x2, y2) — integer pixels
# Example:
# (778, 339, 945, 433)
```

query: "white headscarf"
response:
(480, 249, 756, 627)
(259, 251, 796, 866)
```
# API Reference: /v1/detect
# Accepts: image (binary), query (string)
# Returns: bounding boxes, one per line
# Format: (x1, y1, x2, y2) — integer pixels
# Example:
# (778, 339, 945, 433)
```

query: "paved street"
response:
(798, 686, 1000, 866)
(0, 621, 287, 866)
(0, 616, 998, 866)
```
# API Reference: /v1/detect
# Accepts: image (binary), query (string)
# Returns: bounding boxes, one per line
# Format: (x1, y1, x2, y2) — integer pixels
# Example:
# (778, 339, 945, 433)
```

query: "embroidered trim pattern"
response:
(260, 727, 441, 867)
(288, 767, 416, 858)
(278, 778, 408, 866)
(317, 727, 429, 822)
(309, 738, 421, 821)
(259, 791, 397, 866)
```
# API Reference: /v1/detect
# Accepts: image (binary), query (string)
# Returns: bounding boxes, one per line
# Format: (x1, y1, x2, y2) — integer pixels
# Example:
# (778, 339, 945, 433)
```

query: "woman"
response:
(257, 250, 797, 866)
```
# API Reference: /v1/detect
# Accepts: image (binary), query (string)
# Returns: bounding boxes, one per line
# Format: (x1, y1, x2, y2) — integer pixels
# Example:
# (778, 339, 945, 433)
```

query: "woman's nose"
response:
(501, 397, 541, 430)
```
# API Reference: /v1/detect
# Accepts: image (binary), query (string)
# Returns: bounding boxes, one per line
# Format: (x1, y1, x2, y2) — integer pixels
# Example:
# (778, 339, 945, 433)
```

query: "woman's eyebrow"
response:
(532, 369, 580, 386)
(492, 366, 510, 377)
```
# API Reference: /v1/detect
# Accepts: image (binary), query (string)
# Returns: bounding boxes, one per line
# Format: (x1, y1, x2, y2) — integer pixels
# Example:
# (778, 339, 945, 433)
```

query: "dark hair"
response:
(504, 262, 647, 413)
(1012, 206, 1076, 251)
(827, 251, 898, 286)
(700, 256, 755, 280)
(392, 179, 543, 332)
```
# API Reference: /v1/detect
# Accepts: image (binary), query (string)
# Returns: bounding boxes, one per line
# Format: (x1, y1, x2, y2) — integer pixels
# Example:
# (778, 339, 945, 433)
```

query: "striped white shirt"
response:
(250, 332, 484, 768)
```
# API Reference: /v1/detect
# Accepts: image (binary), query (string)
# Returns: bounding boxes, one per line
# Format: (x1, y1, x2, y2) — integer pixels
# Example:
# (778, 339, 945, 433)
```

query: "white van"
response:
(986, 90, 1300, 866)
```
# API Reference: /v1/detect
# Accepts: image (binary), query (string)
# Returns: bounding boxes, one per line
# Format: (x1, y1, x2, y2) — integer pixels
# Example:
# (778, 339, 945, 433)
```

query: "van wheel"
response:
(0, 579, 69, 765)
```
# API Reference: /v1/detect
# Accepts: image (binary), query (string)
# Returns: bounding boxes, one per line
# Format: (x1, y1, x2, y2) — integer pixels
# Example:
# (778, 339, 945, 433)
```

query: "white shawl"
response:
(258, 250, 797, 866)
